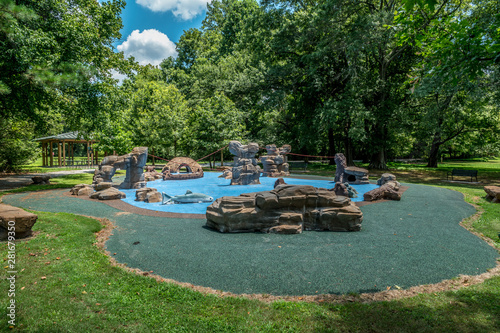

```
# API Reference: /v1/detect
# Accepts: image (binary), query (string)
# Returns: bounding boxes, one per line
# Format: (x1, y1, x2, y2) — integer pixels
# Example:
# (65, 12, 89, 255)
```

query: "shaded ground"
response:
(0, 169, 95, 190)
(3, 182, 498, 297)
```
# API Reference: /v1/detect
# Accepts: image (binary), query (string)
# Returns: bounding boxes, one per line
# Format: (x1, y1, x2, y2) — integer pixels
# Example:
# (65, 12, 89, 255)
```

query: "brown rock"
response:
(161, 157, 204, 180)
(0, 204, 38, 239)
(135, 188, 157, 201)
(146, 191, 162, 203)
(364, 181, 402, 201)
(77, 187, 94, 196)
(261, 144, 292, 177)
(206, 185, 363, 234)
(90, 187, 126, 200)
(484, 186, 500, 203)
(70, 184, 94, 196)
(94, 182, 113, 191)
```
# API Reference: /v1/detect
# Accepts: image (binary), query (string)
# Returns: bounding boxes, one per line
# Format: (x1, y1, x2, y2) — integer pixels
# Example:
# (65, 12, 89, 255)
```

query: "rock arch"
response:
(161, 157, 204, 180)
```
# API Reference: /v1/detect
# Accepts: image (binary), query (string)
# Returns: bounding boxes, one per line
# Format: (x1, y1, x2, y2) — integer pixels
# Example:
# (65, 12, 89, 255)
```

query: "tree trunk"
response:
(427, 143, 440, 168)
(427, 132, 442, 168)
(344, 131, 354, 166)
(369, 149, 388, 170)
(328, 127, 336, 165)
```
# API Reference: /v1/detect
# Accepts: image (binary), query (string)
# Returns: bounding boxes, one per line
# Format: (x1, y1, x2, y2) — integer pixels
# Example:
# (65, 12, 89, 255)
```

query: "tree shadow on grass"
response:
(318, 284, 500, 332)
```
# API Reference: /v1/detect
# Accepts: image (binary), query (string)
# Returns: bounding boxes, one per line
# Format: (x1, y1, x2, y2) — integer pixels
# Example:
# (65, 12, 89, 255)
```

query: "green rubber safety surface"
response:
(4, 184, 498, 296)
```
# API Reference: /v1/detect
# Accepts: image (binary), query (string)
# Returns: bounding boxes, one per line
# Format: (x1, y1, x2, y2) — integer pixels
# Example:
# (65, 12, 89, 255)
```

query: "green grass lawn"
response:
(1, 161, 499, 332)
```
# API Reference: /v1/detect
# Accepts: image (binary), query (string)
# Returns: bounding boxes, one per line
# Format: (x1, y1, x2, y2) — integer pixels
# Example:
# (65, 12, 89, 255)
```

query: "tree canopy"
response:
(2, 0, 499, 170)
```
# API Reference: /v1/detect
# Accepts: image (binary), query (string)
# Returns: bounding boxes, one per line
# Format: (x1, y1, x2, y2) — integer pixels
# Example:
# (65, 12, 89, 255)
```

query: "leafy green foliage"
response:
(0, 118, 39, 171)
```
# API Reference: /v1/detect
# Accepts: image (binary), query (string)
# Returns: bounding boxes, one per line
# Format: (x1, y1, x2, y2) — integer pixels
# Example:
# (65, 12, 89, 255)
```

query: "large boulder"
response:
(135, 188, 161, 203)
(70, 184, 94, 196)
(206, 184, 363, 234)
(484, 186, 500, 203)
(0, 204, 38, 239)
(90, 187, 126, 200)
(364, 181, 402, 201)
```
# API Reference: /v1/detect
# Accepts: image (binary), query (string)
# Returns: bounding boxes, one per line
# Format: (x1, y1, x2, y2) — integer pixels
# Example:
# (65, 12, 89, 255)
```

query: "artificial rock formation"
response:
(161, 157, 204, 180)
(70, 184, 95, 196)
(332, 182, 358, 198)
(93, 147, 148, 189)
(229, 141, 261, 185)
(484, 186, 500, 203)
(334, 153, 370, 184)
(135, 188, 162, 203)
(334, 153, 348, 183)
(261, 144, 291, 177)
(377, 173, 398, 186)
(0, 204, 38, 239)
(206, 184, 363, 234)
(89, 187, 126, 200)
(364, 174, 402, 201)
(218, 167, 232, 179)
(143, 166, 163, 181)
(344, 167, 370, 184)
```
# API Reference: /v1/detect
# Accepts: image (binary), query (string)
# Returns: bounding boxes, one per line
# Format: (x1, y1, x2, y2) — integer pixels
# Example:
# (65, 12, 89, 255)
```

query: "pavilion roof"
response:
(35, 131, 94, 141)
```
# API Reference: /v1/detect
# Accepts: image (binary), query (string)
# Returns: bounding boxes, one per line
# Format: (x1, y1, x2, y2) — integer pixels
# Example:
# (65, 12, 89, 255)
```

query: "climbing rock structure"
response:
(229, 141, 261, 185)
(93, 147, 148, 189)
(261, 144, 291, 177)
(206, 184, 363, 234)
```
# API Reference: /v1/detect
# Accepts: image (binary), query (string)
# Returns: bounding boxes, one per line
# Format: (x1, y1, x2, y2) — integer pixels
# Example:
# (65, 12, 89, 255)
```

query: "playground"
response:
(2, 170, 498, 297)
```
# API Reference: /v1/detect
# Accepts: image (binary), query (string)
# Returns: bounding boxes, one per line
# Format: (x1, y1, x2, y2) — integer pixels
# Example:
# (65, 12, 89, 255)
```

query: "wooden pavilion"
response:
(35, 131, 99, 167)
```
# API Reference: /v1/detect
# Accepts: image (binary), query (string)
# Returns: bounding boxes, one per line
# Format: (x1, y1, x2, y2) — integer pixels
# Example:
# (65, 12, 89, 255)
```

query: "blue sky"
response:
(109, 0, 210, 67)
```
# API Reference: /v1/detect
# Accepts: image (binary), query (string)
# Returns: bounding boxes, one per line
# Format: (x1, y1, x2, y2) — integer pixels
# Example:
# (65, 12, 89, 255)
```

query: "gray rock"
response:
(229, 141, 261, 185)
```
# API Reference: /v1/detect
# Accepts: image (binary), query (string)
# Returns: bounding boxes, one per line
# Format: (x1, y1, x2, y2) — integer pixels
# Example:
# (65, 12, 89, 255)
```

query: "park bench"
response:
(447, 169, 478, 182)
(288, 161, 309, 172)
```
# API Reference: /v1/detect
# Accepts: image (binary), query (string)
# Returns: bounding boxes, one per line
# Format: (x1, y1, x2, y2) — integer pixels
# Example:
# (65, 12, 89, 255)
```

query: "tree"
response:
(189, 92, 247, 167)
(0, 0, 127, 169)
(128, 75, 190, 159)
(406, 0, 500, 166)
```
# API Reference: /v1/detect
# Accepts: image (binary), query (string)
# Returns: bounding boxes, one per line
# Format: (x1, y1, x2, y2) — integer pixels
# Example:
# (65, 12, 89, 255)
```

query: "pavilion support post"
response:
(50, 142, 54, 167)
(42, 142, 46, 167)
(62, 140, 66, 166)
(86, 141, 90, 167)
(95, 148, 98, 165)
(58, 142, 62, 167)
(221, 149, 224, 166)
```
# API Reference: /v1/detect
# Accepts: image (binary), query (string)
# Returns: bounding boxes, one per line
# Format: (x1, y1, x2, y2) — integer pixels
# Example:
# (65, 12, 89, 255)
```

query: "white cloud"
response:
(110, 70, 128, 85)
(136, 0, 211, 20)
(117, 29, 177, 66)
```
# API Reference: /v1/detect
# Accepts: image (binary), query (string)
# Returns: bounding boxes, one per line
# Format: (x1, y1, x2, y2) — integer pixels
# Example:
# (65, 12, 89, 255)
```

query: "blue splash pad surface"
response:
(120, 172, 379, 214)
